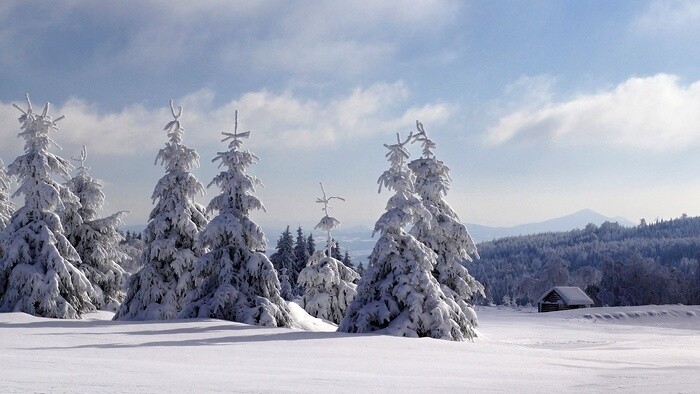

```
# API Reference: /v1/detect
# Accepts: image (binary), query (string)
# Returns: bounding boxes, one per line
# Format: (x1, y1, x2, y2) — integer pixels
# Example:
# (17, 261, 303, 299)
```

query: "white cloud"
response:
(0, 98, 167, 157)
(0, 82, 453, 157)
(633, 1, 700, 33)
(486, 74, 700, 152)
(187, 82, 453, 150)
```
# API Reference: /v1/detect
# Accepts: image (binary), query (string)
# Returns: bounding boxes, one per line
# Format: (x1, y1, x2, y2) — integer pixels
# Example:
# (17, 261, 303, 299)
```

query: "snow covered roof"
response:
(538, 286, 594, 305)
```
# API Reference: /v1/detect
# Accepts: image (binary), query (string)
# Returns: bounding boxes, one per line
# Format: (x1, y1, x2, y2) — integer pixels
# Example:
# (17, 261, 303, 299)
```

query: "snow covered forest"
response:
(0, 95, 698, 391)
(473, 216, 700, 307)
(2, 94, 699, 329)
(0, 97, 483, 341)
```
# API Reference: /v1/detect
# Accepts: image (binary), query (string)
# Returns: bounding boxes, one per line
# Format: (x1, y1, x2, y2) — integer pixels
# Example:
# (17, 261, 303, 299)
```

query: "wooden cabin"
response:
(537, 286, 594, 313)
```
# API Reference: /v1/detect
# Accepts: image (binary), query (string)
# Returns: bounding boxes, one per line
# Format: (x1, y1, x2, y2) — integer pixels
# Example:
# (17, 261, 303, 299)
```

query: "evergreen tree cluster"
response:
(269, 225, 354, 300)
(0, 95, 126, 318)
(0, 97, 293, 327)
(0, 95, 484, 341)
(339, 123, 482, 341)
(115, 106, 291, 326)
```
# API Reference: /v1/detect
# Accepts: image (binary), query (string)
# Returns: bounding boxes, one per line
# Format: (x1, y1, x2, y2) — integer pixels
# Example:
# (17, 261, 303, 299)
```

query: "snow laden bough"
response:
(339, 132, 476, 341)
(178, 111, 292, 327)
(298, 183, 359, 324)
(0, 95, 95, 319)
(408, 121, 484, 327)
(114, 101, 207, 321)
(62, 147, 129, 311)
(0, 157, 13, 233)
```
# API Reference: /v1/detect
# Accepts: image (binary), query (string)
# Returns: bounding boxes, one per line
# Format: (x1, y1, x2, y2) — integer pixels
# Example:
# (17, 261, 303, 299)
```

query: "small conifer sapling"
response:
(298, 183, 358, 324)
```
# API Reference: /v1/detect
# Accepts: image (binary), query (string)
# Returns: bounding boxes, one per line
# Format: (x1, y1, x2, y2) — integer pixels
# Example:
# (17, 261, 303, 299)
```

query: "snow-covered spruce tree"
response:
(342, 251, 353, 268)
(298, 183, 358, 324)
(294, 226, 309, 278)
(270, 226, 297, 298)
(0, 158, 13, 232)
(408, 121, 484, 327)
(278, 268, 294, 301)
(307, 233, 316, 256)
(339, 133, 475, 340)
(114, 101, 207, 320)
(178, 111, 292, 326)
(63, 147, 128, 311)
(331, 238, 343, 260)
(0, 95, 95, 318)
(356, 262, 365, 277)
(117, 231, 145, 274)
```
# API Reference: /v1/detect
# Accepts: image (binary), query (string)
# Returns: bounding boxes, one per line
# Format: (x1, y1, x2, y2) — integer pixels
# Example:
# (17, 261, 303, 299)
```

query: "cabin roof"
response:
(538, 286, 594, 305)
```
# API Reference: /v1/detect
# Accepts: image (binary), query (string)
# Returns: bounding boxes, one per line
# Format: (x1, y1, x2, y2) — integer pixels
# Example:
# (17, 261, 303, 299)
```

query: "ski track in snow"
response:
(0, 304, 698, 393)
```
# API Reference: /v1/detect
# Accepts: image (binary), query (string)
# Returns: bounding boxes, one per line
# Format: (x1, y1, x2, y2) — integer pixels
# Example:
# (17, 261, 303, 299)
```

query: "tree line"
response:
(472, 217, 700, 306)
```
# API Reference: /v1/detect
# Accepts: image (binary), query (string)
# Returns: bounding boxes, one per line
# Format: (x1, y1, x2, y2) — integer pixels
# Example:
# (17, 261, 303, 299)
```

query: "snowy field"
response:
(1, 304, 698, 393)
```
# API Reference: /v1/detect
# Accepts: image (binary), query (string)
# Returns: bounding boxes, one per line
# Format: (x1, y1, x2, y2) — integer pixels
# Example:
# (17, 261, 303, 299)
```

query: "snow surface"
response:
(1, 304, 698, 392)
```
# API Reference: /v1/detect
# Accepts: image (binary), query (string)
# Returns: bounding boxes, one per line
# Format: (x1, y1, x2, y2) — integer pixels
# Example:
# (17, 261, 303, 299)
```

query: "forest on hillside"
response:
(471, 216, 700, 307)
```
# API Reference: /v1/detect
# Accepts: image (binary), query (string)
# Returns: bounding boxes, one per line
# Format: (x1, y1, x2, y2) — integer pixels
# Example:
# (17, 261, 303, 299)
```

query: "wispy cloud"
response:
(0, 82, 453, 157)
(632, 0, 700, 33)
(0, 1, 460, 79)
(486, 74, 700, 152)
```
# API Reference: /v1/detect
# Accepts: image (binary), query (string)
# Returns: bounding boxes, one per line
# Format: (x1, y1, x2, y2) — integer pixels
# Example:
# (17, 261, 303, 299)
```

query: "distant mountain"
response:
(466, 209, 635, 243)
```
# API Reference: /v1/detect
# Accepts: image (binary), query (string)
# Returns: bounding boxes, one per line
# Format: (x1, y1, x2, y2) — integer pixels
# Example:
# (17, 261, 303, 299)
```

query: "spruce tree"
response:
(115, 101, 207, 320)
(342, 251, 353, 268)
(298, 183, 358, 324)
(178, 111, 292, 326)
(278, 268, 294, 301)
(339, 133, 474, 340)
(409, 121, 483, 328)
(270, 226, 296, 298)
(330, 238, 342, 260)
(0, 95, 95, 318)
(294, 226, 310, 274)
(0, 158, 13, 232)
(307, 233, 316, 256)
(356, 262, 365, 277)
(64, 147, 128, 311)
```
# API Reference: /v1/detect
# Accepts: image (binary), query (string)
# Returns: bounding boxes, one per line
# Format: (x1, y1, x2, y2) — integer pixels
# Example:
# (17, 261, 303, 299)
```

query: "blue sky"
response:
(2, 1, 700, 230)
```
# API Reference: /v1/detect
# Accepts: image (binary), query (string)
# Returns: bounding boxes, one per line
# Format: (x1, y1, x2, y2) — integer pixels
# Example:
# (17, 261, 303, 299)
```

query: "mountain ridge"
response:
(466, 208, 635, 243)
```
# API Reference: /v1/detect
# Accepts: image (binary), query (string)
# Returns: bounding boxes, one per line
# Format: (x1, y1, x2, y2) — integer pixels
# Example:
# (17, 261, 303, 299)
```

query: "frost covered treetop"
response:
(413, 121, 437, 159)
(10, 94, 70, 211)
(377, 132, 412, 194)
(68, 146, 106, 222)
(220, 109, 252, 151)
(373, 131, 430, 236)
(410, 121, 451, 198)
(203, 110, 267, 253)
(208, 110, 265, 217)
(12, 94, 66, 157)
(314, 182, 344, 233)
(155, 100, 200, 174)
(314, 182, 344, 257)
